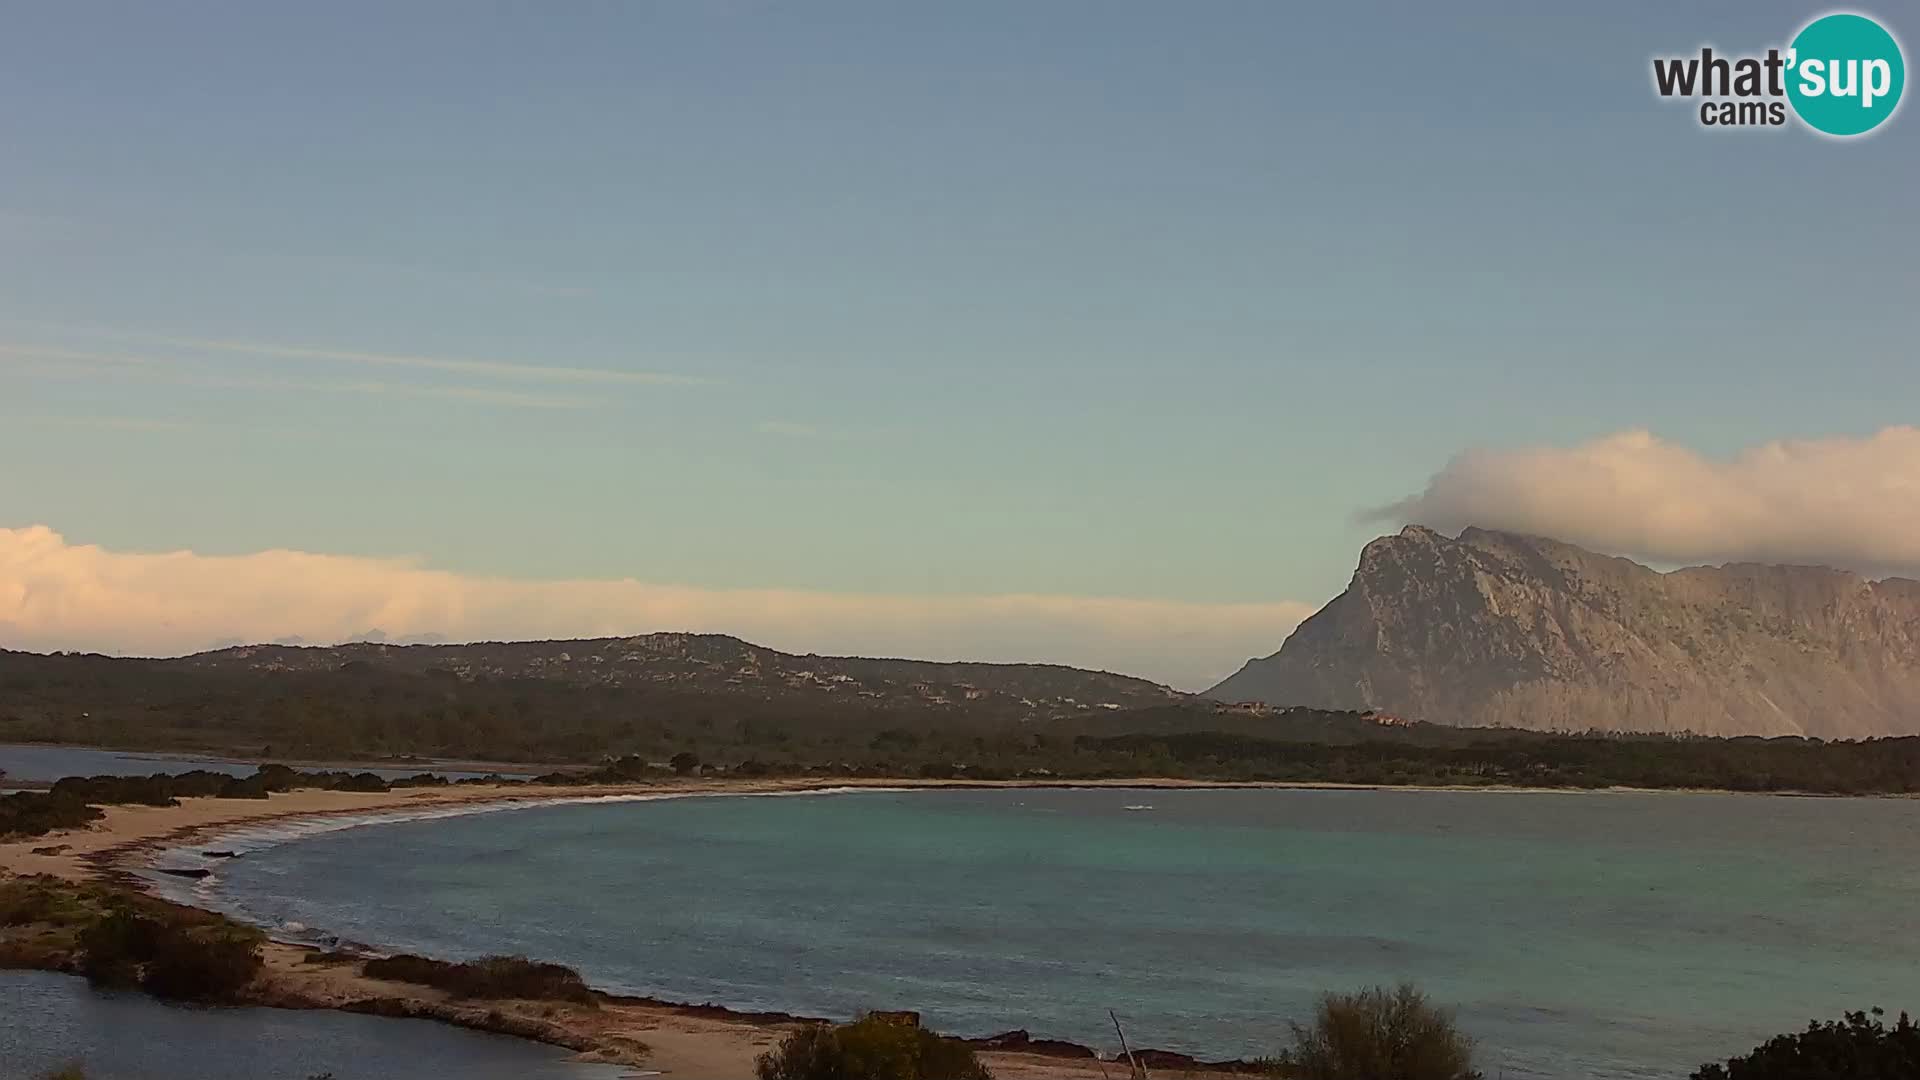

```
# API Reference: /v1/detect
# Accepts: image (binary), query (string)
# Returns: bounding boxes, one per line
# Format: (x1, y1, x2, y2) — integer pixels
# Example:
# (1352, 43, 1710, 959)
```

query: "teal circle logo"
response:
(1787, 13, 1905, 136)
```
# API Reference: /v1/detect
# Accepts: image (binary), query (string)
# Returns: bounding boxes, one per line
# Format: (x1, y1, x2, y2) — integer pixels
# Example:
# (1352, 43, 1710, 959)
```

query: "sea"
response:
(143, 785, 1920, 1079)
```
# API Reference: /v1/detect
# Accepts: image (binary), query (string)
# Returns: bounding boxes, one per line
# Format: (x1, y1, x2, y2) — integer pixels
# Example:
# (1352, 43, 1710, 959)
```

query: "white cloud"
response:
(1369, 426, 1920, 576)
(0, 526, 1311, 690)
(1, 325, 708, 387)
(140, 334, 705, 387)
(0, 343, 594, 410)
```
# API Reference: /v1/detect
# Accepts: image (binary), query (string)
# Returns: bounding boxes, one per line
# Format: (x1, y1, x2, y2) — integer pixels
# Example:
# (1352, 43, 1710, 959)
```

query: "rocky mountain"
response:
(1207, 526, 1920, 737)
(180, 632, 1178, 715)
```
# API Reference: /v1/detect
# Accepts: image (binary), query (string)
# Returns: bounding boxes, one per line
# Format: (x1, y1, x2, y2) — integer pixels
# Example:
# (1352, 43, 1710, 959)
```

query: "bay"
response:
(192, 787, 1920, 1079)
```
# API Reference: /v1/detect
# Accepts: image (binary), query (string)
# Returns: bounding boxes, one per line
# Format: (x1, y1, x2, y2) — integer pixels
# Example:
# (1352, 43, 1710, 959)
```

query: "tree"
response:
(1285, 984, 1480, 1080)
(1692, 1008, 1920, 1079)
(669, 751, 701, 776)
(757, 1015, 993, 1080)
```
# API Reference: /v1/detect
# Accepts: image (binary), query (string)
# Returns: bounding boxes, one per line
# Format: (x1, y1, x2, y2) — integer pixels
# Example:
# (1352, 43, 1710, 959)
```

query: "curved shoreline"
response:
(5, 778, 1290, 1079)
(5, 775, 1865, 1077)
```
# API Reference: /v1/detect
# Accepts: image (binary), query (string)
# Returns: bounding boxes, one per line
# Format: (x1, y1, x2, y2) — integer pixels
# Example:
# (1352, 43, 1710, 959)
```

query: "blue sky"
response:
(1, 3, 1915, 682)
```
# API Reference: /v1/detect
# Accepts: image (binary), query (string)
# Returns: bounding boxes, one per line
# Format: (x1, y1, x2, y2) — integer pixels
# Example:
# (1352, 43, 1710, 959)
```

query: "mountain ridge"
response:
(1207, 526, 1920, 737)
(174, 631, 1180, 713)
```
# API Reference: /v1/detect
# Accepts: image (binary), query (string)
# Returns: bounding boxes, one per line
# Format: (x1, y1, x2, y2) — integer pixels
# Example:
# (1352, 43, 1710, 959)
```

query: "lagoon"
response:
(0, 969, 625, 1080)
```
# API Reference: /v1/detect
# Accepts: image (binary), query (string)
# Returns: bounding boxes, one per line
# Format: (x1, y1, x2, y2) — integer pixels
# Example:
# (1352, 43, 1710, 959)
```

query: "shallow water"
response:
(0, 742, 525, 785)
(185, 787, 1920, 1079)
(0, 969, 628, 1080)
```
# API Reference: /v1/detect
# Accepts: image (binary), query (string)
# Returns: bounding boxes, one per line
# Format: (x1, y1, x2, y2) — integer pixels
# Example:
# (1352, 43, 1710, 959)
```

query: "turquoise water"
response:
(0, 970, 627, 1080)
(190, 788, 1920, 1079)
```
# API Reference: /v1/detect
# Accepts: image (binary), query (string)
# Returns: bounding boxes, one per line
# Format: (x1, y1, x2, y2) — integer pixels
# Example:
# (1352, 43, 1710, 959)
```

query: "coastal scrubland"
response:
(1, 765, 452, 839)
(0, 874, 261, 1001)
(8, 646, 1920, 797)
(1690, 1009, 1920, 1079)
(757, 1014, 996, 1080)
(8, 666, 1920, 796)
(359, 953, 597, 1004)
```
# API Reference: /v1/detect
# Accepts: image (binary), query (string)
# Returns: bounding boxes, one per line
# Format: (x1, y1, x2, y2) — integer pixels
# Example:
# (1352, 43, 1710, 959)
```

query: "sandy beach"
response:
(1, 778, 1254, 1079)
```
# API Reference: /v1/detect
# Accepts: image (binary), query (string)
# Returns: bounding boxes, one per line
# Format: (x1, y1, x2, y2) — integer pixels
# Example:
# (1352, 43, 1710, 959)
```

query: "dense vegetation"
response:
(1282, 984, 1478, 1080)
(359, 953, 596, 1003)
(1693, 1009, 1920, 1079)
(9, 647, 1920, 797)
(0, 645, 1174, 765)
(0, 766, 469, 840)
(1070, 729, 1920, 793)
(757, 1014, 995, 1080)
(0, 875, 262, 1001)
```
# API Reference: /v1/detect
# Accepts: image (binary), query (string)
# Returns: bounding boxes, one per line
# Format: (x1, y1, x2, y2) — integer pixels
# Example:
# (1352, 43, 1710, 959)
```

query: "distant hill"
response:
(177, 632, 1179, 714)
(5, 629, 1487, 766)
(1207, 526, 1920, 738)
(16, 628, 1920, 794)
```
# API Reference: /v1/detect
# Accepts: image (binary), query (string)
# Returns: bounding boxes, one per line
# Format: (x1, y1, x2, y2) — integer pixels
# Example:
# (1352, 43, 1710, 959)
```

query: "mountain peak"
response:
(1209, 528, 1920, 737)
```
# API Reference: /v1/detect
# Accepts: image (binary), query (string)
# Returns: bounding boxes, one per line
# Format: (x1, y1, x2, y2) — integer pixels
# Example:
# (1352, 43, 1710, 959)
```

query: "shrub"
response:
(756, 1014, 993, 1080)
(0, 791, 104, 840)
(141, 927, 263, 1001)
(362, 953, 595, 1003)
(76, 905, 261, 1001)
(1285, 984, 1480, 1080)
(3, 766, 409, 840)
(218, 774, 270, 799)
(597, 755, 656, 781)
(392, 772, 450, 788)
(0, 877, 87, 927)
(77, 909, 163, 988)
(1692, 1008, 1920, 1079)
(361, 953, 448, 985)
(255, 764, 300, 792)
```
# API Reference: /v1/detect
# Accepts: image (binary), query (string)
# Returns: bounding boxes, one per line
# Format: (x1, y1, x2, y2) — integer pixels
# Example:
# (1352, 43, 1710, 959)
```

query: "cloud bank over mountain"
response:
(1369, 426, 1920, 577)
(0, 525, 1309, 689)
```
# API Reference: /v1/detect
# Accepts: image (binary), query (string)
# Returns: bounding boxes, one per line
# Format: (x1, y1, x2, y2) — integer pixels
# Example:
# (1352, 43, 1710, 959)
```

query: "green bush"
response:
(76, 906, 261, 1001)
(142, 927, 263, 1001)
(1692, 1008, 1920, 1079)
(756, 1014, 993, 1080)
(1285, 984, 1480, 1080)
(0, 877, 88, 927)
(0, 791, 105, 840)
(362, 953, 595, 1003)
(2, 765, 417, 841)
(77, 909, 163, 988)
